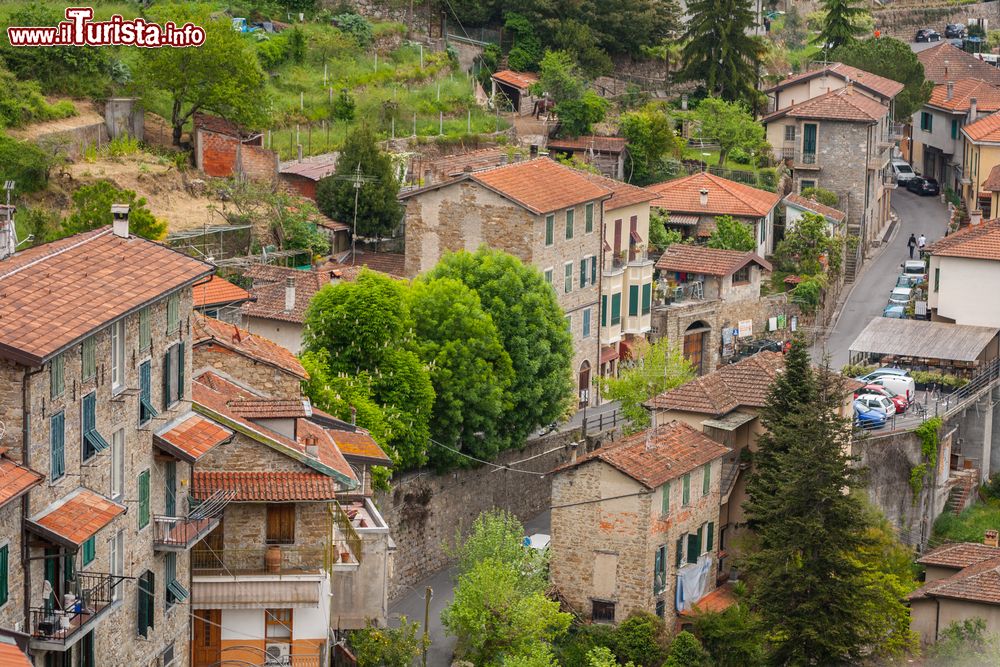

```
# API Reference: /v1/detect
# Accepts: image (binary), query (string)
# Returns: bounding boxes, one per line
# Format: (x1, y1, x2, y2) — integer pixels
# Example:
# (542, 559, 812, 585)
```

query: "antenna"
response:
(329, 163, 377, 265)
(3, 181, 13, 208)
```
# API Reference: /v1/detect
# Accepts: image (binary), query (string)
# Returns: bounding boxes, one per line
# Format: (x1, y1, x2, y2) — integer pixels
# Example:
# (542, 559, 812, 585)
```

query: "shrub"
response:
(801, 186, 840, 207)
(349, 617, 425, 667)
(0, 133, 52, 192)
(334, 13, 374, 47)
(728, 147, 750, 164)
(841, 363, 876, 379)
(612, 612, 667, 666)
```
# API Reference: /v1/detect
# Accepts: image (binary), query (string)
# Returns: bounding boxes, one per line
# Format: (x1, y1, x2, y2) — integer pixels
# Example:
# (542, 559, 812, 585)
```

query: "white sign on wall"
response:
(738, 320, 753, 338)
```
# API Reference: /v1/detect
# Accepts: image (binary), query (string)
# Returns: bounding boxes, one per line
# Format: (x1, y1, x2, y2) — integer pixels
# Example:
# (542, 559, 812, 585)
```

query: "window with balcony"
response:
(137, 570, 155, 637)
(50, 412, 65, 481)
(545, 215, 554, 246)
(732, 265, 750, 285)
(81, 336, 96, 382)
(111, 319, 125, 393)
(82, 392, 109, 461)
(165, 460, 177, 516)
(50, 353, 64, 399)
(267, 505, 296, 545)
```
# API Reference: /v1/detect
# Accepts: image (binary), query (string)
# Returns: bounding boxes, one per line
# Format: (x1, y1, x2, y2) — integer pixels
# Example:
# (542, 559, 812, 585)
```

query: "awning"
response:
(701, 411, 757, 431)
(27, 488, 126, 549)
(669, 214, 699, 226)
(155, 413, 234, 463)
(619, 338, 640, 361)
(630, 229, 643, 243)
(192, 577, 322, 609)
(600, 346, 619, 364)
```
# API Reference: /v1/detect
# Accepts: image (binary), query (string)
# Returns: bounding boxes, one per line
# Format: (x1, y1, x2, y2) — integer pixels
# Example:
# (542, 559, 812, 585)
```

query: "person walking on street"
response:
(907, 233, 917, 259)
(918, 233, 927, 254)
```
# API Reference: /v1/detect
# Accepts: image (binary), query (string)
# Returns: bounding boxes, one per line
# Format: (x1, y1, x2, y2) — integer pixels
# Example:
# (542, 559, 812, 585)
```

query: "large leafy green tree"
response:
(63, 181, 167, 240)
(533, 50, 608, 137)
(427, 248, 574, 445)
(816, 0, 868, 50)
(678, 0, 766, 104)
(303, 270, 434, 468)
(140, 6, 269, 144)
(408, 277, 514, 468)
(315, 125, 402, 241)
(707, 215, 756, 251)
(772, 211, 842, 277)
(693, 98, 767, 166)
(831, 37, 934, 120)
(620, 105, 684, 185)
(743, 340, 916, 663)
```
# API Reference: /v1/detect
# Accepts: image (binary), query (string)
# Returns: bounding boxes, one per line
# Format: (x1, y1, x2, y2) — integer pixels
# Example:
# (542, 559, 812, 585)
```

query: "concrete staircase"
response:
(946, 469, 980, 515)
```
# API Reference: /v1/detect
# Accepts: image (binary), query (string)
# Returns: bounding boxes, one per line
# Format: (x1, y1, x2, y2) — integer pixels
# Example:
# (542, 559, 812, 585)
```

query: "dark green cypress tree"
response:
(815, 0, 867, 50)
(678, 0, 765, 104)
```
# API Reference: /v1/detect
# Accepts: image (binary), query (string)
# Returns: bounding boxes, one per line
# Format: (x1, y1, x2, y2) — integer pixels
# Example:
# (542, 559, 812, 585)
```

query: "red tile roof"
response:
(783, 193, 847, 223)
(910, 554, 1000, 605)
(926, 218, 1000, 261)
(28, 488, 126, 548)
(297, 418, 357, 481)
(553, 420, 729, 488)
(917, 542, 1000, 570)
(228, 397, 312, 419)
(154, 413, 234, 463)
(0, 228, 213, 365)
(349, 250, 406, 278)
(679, 582, 737, 617)
(278, 152, 339, 181)
(193, 313, 308, 379)
(767, 63, 905, 99)
(962, 111, 1000, 143)
(0, 456, 43, 508)
(918, 43, 1000, 86)
(0, 640, 31, 667)
(646, 172, 780, 218)
(328, 428, 393, 465)
(547, 136, 627, 153)
(927, 78, 1000, 113)
(763, 86, 890, 123)
(646, 352, 787, 416)
(655, 244, 772, 276)
(425, 147, 515, 179)
(193, 275, 251, 308)
(468, 157, 613, 215)
(579, 172, 656, 211)
(192, 471, 341, 501)
(492, 70, 539, 89)
(984, 165, 1000, 192)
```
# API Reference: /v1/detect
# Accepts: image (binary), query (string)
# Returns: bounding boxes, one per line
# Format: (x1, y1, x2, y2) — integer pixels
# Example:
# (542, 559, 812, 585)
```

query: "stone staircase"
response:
(946, 469, 980, 515)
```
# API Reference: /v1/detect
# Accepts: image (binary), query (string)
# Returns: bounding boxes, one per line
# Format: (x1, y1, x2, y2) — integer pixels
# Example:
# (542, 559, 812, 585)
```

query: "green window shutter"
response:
(611, 293, 621, 325)
(167, 295, 179, 333)
(545, 215, 554, 245)
(642, 283, 651, 314)
(601, 295, 607, 327)
(952, 119, 959, 140)
(682, 473, 690, 505)
(139, 307, 150, 351)
(138, 470, 150, 529)
(586, 203, 594, 233)
(83, 393, 95, 459)
(177, 342, 185, 400)
(629, 285, 639, 316)
(140, 361, 157, 424)
(565, 263, 573, 293)
(935, 268, 940, 292)
(137, 576, 146, 636)
(82, 537, 95, 566)
(653, 547, 662, 594)
(162, 346, 172, 410)
(583, 308, 591, 338)
(703, 464, 711, 496)
(51, 412, 64, 479)
(675, 536, 683, 567)
(82, 337, 96, 380)
(687, 532, 700, 563)
(706, 522, 714, 552)
(50, 354, 64, 399)
(0, 544, 7, 606)
(147, 571, 156, 631)
(661, 482, 670, 514)
(566, 209, 574, 239)
(580, 259, 587, 288)
(590, 257, 597, 285)
(165, 461, 176, 516)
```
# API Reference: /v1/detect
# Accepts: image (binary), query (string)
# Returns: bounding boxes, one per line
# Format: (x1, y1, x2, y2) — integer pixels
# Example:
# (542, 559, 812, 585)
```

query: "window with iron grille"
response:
(591, 600, 615, 623)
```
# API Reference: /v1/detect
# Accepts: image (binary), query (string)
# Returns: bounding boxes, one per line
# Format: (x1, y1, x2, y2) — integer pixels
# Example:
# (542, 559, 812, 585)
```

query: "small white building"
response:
(782, 192, 847, 234)
(927, 218, 1000, 327)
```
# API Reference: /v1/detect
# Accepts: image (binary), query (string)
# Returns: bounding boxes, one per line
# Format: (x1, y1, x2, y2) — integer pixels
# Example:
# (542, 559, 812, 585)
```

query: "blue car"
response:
(883, 304, 906, 319)
(854, 400, 888, 429)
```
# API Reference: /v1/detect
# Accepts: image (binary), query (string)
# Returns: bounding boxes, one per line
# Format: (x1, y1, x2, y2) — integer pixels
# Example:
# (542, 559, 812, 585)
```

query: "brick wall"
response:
(193, 342, 303, 400)
(280, 174, 318, 200)
(196, 129, 278, 182)
(241, 144, 279, 183)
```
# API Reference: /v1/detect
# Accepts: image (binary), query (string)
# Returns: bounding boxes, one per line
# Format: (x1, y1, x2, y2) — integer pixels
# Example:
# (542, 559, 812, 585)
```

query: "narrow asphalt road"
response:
(813, 188, 949, 368)
(388, 510, 552, 666)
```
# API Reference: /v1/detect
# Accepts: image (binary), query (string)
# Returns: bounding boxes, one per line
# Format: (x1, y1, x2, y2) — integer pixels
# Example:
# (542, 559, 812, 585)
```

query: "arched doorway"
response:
(684, 321, 711, 375)
(579, 360, 591, 407)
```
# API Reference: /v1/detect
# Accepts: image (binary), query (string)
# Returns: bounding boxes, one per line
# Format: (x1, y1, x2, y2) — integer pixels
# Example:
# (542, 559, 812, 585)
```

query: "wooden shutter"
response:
(687, 533, 699, 563)
(642, 283, 651, 314)
(51, 412, 64, 479)
(601, 295, 607, 327)
(165, 461, 176, 516)
(138, 470, 150, 529)
(682, 473, 690, 505)
(177, 342, 185, 400)
(0, 544, 7, 606)
(580, 259, 587, 287)
(613, 219, 622, 253)
(629, 285, 639, 316)
(137, 572, 148, 636)
(267, 505, 295, 544)
(590, 257, 597, 285)
(653, 547, 663, 593)
(703, 464, 711, 496)
(661, 482, 669, 515)
(162, 346, 172, 410)
(611, 293, 621, 325)
(706, 522, 714, 552)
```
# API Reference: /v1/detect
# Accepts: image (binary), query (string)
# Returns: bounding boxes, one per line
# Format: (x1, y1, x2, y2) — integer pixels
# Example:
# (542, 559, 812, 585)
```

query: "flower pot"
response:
(341, 550, 351, 563)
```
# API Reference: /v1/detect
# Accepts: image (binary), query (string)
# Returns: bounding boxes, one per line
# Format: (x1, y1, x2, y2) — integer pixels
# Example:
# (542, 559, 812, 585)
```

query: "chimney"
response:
(944, 60, 950, 78)
(970, 97, 978, 122)
(111, 204, 130, 238)
(970, 209, 983, 226)
(568, 441, 579, 464)
(500, 153, 509, 165)
(986, 529, 999, 547)
(699, 188, 709, 207)
(681, 94, 689, 111)
(304, 435, 318, 457)
(845, 77, 854, 94)
(947, 81, 954, 101)
(284, 276, 295, 312)
(349, 405, 357, 425)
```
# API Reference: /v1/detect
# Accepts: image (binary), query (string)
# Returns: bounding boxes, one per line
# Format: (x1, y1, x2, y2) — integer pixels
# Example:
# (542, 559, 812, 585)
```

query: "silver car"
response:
(888, 286, 913, 305)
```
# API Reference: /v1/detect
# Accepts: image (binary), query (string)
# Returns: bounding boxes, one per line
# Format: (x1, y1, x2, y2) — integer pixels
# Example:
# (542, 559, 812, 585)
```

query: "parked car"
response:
(883, 304, 907, 318)
(856, 393, 897, 417)
(854, 400, 889, 428)
(888, 286, 913, 305)
(905, 176, 941, 196)
(901, 259, 928, 284)
(868, 374, 917, 402)
(857, 367, 910, 382)
(945, 23, 967, 38)
(891, 159, 919, 183)
(896, 273, 921, 288)
(854, 384, 908, 413)
(916, 28, 942, 42)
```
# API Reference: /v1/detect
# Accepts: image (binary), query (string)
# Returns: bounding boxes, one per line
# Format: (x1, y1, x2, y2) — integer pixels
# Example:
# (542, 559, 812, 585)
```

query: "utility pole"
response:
(422, 586, 433, 667)
(351, 163, 362, 265)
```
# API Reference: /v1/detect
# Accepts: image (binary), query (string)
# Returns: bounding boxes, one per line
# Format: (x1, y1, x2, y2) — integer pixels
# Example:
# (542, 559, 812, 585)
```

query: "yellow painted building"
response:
(960, 112, 1000, 217)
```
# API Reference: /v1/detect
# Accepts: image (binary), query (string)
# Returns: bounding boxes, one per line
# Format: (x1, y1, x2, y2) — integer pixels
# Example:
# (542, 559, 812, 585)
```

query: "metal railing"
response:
(191, 546, 333, 574)
(30, 572, 126, 646)
(775, 147, 818, 166)
(582, 409, 622, 434)
(153, 490, 232, 551)
(332, 500, 363, 566)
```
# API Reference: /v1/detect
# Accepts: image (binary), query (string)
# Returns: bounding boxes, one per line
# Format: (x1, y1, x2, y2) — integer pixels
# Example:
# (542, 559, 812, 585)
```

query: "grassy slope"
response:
(933, 499, 1000, 543)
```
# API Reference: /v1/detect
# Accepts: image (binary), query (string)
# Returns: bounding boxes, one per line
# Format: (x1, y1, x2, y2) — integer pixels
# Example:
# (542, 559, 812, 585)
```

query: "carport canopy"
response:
(849, 318, 999, 364)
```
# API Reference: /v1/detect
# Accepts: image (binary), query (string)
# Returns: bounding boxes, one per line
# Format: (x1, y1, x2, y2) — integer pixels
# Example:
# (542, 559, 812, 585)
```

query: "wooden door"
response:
(684, 331, 704, 375)
(192, 610, 221, 667)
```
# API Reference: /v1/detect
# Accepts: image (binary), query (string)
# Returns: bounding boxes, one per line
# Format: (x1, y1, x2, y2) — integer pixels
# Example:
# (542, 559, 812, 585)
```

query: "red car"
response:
(854, 384, 907, 413)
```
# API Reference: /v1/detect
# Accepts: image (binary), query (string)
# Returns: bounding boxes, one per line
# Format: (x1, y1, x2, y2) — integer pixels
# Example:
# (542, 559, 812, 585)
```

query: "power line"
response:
(426, 436, 550, 476)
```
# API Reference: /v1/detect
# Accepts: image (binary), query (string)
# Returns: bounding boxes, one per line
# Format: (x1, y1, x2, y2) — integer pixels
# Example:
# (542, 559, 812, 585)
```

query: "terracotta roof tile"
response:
(646, 352, 787, 416)
(349, 251, 406, 278)
(553, 420, 729, 488)
(783, 193, 847, 223)
(28, 488, 125, 548)
(228, 397, 311, 419)
(655, 244, 772, 276)
(193, 112, 254, 137)
(424, 147, 513, 179)
(193, 275, 251, 308)
(192, 471, 341, 501)
(910, 554, 1000, 604)
(278, 152, 339, 181)
(298, 418, 356, 481)
(962, 111, 1000, 143)
(928, 78, 1000, 113)
(547, 136, 627, 153)
(917, 542, 1000, 569)
(0, 640, 31, 667)
(0, 456, 43, 508)
(763, 86, 889, 123)
(492, 70, 539, 89)
(193, 313, 308, 379)
(469, 157, 613, 215)
(328, 428, 393, 465)
(918, 43, 1000, 86)
(646, 172, 780, 218)
(579, 171, 656, 211)
(0, 228, 213, 365)
(984, 165, 1000, 192)
(154, 412, 233, 462)
(768, 63, 904, 99)
(927, 218, 1000, 260)
(679, 582, 737, 617)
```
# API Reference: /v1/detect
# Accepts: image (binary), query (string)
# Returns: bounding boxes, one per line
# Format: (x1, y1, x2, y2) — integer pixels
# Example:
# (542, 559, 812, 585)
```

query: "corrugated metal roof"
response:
(849, 318, 999, 362)
(279, 152, 340, 181)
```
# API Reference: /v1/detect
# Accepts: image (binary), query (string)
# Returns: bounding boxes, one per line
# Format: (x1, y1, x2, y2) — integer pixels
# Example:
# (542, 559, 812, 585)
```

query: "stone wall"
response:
(0, 503, 24, 632)
(211, 501, 331, 571)
(193, 341, 303, 401)
(874, 1, 996, 39)
(197, 431, 315, 473)
(378, 428, 585, 600)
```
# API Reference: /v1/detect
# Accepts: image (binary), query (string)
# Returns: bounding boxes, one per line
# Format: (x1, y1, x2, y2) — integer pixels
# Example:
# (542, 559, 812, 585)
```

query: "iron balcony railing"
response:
(332, 500, 364, 566)
(192, 545, 338, 575)
(153, 490, 232, 552)
(776, 146, 819, 166)
(30, 572, 127, 649)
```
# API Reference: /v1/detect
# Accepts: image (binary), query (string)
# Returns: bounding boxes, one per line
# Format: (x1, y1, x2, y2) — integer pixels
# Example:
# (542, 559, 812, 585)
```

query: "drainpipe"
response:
(21, 364, 44, 636)
(934, 597, 941, 642)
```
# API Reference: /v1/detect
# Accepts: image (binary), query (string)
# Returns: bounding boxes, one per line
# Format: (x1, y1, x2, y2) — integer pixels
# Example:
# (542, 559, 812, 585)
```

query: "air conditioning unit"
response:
(264, 642, 291, 666)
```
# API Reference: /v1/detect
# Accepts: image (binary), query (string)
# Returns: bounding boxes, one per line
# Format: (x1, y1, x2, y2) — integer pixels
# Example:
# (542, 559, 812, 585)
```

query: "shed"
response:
(546, 136, 628, 179)
(491, 70, 540, 115)
(848, 318, 1000, 372)
(278, 152, 340, 200)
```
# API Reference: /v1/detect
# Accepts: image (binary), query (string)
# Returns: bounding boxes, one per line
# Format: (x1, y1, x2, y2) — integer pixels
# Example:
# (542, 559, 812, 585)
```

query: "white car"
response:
(869, 375, 916, 402)
(888, 286, 913, 305)
(855, 393, 897, 417)
(891, 159, 918, 183)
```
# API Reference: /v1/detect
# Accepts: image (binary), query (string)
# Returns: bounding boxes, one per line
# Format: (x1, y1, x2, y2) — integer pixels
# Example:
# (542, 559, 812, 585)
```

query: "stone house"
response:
(910, 542, 1000, 645)
(193, 113, 276, 182)
(192, 275, 251, 325)
(547, 136, 628, 180)
(959, 111, 1000, 217)
(927, 218, 1000, 327)
(0, 456, 43, 636)
(763, 62, 903, 117)
(398, 157, 613, 406)
(549, 421, 729, 626)
(652, 245, 776, 374)
(646, 172, 780, 258)
(762, 86, 897, 255)
(910, 79, 1000, 193)
(0, 208, 215, 667)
